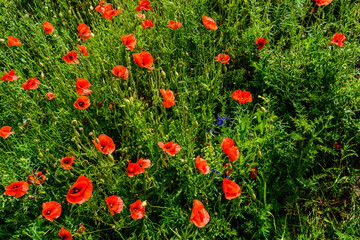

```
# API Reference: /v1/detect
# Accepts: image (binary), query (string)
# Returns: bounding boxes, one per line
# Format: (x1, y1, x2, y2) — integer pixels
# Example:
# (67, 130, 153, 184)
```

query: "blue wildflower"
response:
(217, 115, 229, 127)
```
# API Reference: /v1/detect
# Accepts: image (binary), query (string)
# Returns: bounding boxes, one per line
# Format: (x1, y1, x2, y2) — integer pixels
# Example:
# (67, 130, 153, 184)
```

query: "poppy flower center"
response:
(64, 160, 70, 164)
(68, 55, 74, 60)
(165, 145, 171, 150)
(139, 164, 143, 167)
(109, 203, 113, 208)
(100, 145, 105, 151)
(79, 102, 84, 107)
(134, 208, 137, 212)
(259, 42, 263, 46)
(13, 185, 19, 189)
(72, 187, 80, 193)
(46, 210, 51, 215)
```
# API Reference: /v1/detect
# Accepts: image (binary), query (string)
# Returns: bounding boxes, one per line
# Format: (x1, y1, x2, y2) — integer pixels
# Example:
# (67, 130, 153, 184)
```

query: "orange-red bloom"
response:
(142, 19, 153, 30)
(92, 134, 115, 155)
(250, 167, 258, 179)
(59, 227, 72, 240)
(22, 77, 40, 90)
(130, 200, 145, 219)
(96, 0, 121, 20)
(61, 156, 76, 170)
(168, 20, 182, 29)
(95, 0, 110, 13)
(215, 54, 230, 64)
(62, 50, 79, 64)
(158, 141, 181, 156)
(255, 38, 268, 50)
(231, 90, 252, 104)
(77, 45, 89, 56)
(8, 36, 21, 46)
(195, 156, 209, 174)
(2, 69, 20, 81)
(42, 201, 62, 221)
(315, 0, 333, 6)
(74, 96, 90, 109)
(28, 171, 46, 185)
(111, 65, 128, 79)
(190, 199, 210, 228)
(222, 178, 241, 200)
(137, 158, 151, 173)
(329, 33, 346, 47)
(160, 89, 175, 108)
(46, 92, 55, 100)
(221, 137, 239, 162)
(0, 126, 15, 139)
(43, 21, 54, 34)
(78, 23, 91, 41)
(127, 158, 151, 177)
(137, 13, 145, 19)
(202, 15, 217, 30)
(76, 78, 92, 95)
(105, 195, 124, 215)
(135, 0, 152, 11)
(133, 51, 154, 70)
(121, 34, 136, 51)
(3, 181, 29, 198)
(66, 175, 93, 204)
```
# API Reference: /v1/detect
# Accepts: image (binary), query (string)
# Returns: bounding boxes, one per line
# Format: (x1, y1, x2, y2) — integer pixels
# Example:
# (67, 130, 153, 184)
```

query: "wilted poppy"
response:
(202, 15, 217, 30)
(255, 38, 268, 50)
(168, 20, 182, 29)
(250, 167, 258, 179)
(46, 92, 55, 100)
(127, 161, 142, 177)
(195, 156, 209, 174)
(329, 33, 346, 47)
(221, 137, 239, 162)
(160, 89, 175, 108)
(42, 201, 62, 221)
(77, 45, 89, 56)
(74, 96, 90, 109)
(28, 171, 46, 185)
(133, 51, 154, 70)
(77, 223, 85, 233)
(224, 162, 233, 176)
(158, 141, 181, 156)
(137, 13, 145, 18)
(142, 19, 153, 30)
(130, 200, 146, 219)
(121, 34, 136, 51)
(315, 0, 333, 6)
(92, 134, 115, 155)
(111, 65, 128, 79)
(59, 227, 72, 240)
(135, 0, 152, 11)
(78, 23, 91, 41)
(22, 77, 40, 90)
(62, 50, 79, 64)
(8, 36, 21, 46)
(190, 199, 210, 228)
(105, 195, 124, 215)
(222, 178, 241, 200)
(231, 90, 252, 104)
(61, 156, 76, 170)
(66, 175, 93, 204)
(76, 78, 92, 95)
(215, 54, 230, 64)
(43, 21, 54, 34)
(3, 181, 29, 198)
(0, 126, 15, 139)
(2, 69, 20, 81)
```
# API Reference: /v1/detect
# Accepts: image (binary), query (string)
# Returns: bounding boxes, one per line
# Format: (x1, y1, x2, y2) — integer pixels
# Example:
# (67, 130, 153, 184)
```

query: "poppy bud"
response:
(79, 127, 83, 131)
(185, 129, 189, 132)
(71, 120, 78, 127)
(249, 133, 253, 137)
(142, 201, 147, 207)
(39, 152, 44, 158)
(251, 193, 256, 200)
(108, 154, 114, 162)
(39, 62, 44, 67)
(89, 132, 93, 137)
(257, 151, 262, 158)
(68, 9, 72, 15)
(241, 182, 246, 186)
(193, 120, 199, 128)
(158, 125, 164, 135)
(246, 163, 250, 167)
(175, 71, 179, 76)
(74, 131, 80, 137)
(270, 119, 273, 123)
(41, 72, 45, 79)
(59, 12, 63, 18)
(89, 5, 93, 10)
(136, 111, 142, 118)
(76, 144, 82, 150)
(260, 107, 266, 113)
(54, 117, 58, 121)
(161, 70, 166, 79)
(95, 138, 100, 144)
(0, 39, 4, 42)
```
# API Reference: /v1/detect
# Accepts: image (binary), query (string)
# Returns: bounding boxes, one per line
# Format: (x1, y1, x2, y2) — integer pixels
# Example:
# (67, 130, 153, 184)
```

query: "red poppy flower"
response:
(78, 23, 91, 41)
(137, 158, 151, 173)
(28, 171, 46, 185)
(221, 137, 239, 162)
(190, 199, 210, 228)
(160, 89, 175, 108)
(74, 96, 90, 109)
(22, 77, 40, 90)
(222, 178, 241, 200)
(62, 50, 79, 64)
(96, 1, 121, 20)
(130, 200, 146, 219)
(95, 0, 110, 13)
(105, 195, 124, 215)
(137, 13, 145, 19)
(61, 156, 76, 170)
(250, 167, 258, 179)
(43, 21, 54, 34)
(329, 33, 346, 47)
(202, 15, 217, 30)
(195, 156, 209, 174)
(255, 38, 268, 50)
(111, 65, 128, 79)
(104, 9, 121, 20)
(2, 69, 20, 81)
(135, 0, 152, 11)
(3, 181, 29, 198)
(77, 223, 85, 233)
(158, 141, 181, 156)
(0, 126, 15, 139)
(46, 92, 55, 100)
(121, 34, 136, 51)
(59, 227, 72, 240)
(42, 201, 62, 221)
(76, 78, 92, 95)
(231, 90, 252, 104)
(8, 36, 21, 46)
(92, 134, 115, 155)
(315, 0, 333, 6)
(133, 51, 154, 70)
(142, 19, 153, 30)
(66, 175, 93, 204)
(127, 161, 142, 177)
(168, 20, 182, 29)
(215, 54, 230, 64)
(77, 45, 89, 56)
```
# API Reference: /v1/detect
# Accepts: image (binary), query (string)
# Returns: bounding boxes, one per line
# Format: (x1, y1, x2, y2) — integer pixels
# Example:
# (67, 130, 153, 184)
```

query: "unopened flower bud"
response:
(142, 201, 147, 207)
(160, 70, 166, 79)
(251, 193, 256, 200)
(260, 107, 266, 113)
(40, 72, 45, 79)
(71, 120, 78, 127)
(38, 152, 44, 158)
(257, 151, 262, 158)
